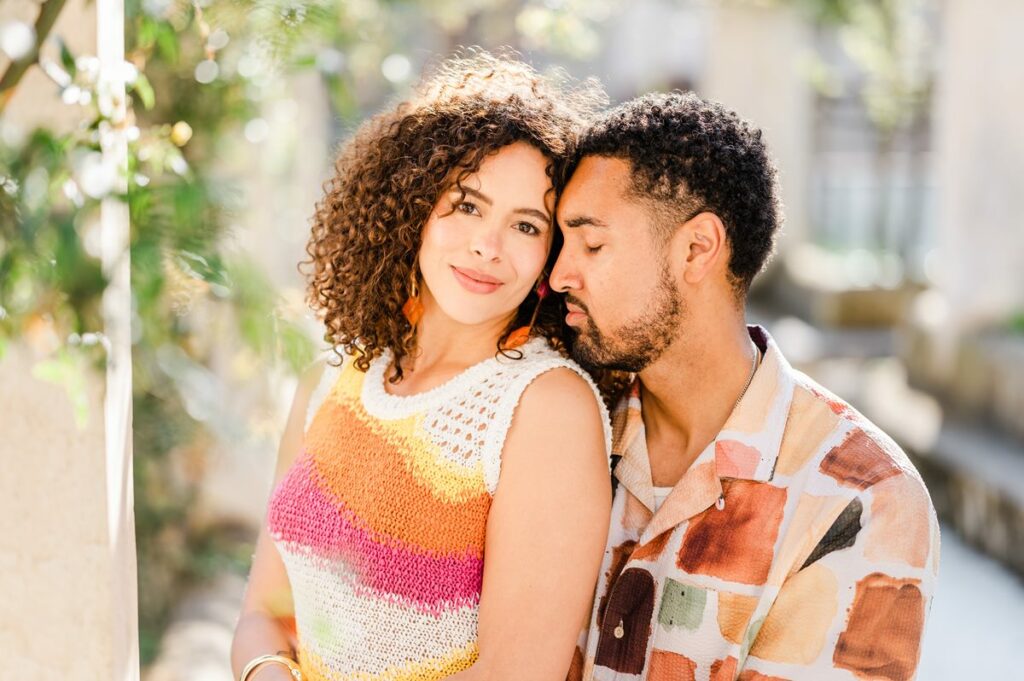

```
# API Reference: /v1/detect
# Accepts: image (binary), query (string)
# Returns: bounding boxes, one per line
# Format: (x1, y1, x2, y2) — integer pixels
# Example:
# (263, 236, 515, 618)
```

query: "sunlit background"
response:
(1, 0, 1022, 679)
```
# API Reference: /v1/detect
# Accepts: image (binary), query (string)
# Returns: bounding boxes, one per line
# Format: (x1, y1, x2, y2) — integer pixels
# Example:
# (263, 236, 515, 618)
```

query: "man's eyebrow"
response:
(562, 215, 608, 229)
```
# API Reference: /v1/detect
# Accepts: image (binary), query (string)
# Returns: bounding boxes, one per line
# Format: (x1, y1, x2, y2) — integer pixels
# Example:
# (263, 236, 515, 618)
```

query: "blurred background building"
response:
(2, 0, 1022, 679)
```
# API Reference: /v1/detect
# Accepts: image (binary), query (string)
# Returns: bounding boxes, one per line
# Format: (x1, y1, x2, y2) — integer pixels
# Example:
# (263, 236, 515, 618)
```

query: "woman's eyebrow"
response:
(458, 187, 493, 205)
(514, 207, 551, 225)
(459, 186, 550, 225)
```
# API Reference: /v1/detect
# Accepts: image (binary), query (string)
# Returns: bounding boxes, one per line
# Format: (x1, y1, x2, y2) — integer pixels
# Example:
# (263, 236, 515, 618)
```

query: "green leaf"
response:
(156, 22, 180, 64)
(291, 53, 318, 68)
(57, 37, 76, 78)
(136, 17, 158, 51)
(133, 73, 156, 110)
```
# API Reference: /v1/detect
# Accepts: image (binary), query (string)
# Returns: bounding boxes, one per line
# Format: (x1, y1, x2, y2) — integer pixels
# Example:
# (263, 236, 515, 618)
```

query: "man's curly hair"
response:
(571, 91, 782, 294)
(301, 52, 609, 385)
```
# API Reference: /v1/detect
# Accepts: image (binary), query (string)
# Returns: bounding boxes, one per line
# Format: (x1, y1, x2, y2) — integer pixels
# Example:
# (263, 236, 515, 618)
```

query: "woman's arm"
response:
(230, 361, 326, 680)
(453, 367, 611, 681)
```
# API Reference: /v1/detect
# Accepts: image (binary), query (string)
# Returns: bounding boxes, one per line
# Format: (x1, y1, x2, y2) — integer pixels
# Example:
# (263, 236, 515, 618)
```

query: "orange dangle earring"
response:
(503, 276, 551, 350)
(402, 266, 424, 327)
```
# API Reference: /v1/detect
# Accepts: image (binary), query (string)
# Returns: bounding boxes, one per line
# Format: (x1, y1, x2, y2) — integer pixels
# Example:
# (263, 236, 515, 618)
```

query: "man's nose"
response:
(550, 249, 579, 292)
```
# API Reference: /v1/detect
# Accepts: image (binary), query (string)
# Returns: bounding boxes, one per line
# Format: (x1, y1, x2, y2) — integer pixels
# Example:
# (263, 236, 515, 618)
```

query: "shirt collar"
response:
(612, 325, 796, 511)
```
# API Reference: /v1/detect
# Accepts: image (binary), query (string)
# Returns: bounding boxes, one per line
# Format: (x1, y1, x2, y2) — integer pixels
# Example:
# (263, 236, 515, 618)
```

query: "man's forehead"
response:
(558, 156, 640, 222)
(569, 155, 632, 188)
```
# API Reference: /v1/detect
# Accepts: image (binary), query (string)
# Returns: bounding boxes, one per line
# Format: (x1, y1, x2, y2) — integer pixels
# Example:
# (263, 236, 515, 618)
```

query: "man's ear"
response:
(674, 211, 728, 285)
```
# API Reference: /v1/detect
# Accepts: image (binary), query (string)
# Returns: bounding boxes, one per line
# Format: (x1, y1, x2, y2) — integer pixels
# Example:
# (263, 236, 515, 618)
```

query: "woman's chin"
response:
(428, 300, 520, 330)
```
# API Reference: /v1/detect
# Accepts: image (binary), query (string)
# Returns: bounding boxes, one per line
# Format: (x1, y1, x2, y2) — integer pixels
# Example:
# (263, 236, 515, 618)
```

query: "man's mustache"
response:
(563, 294, 590, 316)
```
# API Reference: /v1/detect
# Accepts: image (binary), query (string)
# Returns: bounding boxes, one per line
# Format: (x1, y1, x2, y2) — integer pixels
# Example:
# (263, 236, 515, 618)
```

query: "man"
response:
(552, 92, 940, 681)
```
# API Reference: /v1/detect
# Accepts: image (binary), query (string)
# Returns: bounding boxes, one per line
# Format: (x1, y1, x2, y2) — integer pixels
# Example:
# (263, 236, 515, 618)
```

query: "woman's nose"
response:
(470, 225, 502, 262)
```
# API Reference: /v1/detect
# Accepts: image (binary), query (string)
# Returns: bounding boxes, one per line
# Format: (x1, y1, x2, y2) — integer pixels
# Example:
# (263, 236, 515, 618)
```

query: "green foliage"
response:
(1009, 312, 1024, 336)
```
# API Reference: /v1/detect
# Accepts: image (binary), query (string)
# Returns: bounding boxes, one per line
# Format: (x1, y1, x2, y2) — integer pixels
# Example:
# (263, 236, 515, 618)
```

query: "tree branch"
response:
(0, 0, 70, 114)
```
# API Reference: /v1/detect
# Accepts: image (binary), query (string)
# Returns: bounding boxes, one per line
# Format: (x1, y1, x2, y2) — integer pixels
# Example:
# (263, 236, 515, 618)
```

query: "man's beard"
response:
(567, 265, 683, 373)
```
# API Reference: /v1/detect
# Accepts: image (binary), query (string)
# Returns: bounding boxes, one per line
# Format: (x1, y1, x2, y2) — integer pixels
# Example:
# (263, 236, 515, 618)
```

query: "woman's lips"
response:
(451, 266, 503, 294)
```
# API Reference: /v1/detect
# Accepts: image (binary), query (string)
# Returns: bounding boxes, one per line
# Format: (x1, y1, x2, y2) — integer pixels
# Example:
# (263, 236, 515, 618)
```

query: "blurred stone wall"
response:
(932, 0, 1024, 330)
(0, 342, 115, 678)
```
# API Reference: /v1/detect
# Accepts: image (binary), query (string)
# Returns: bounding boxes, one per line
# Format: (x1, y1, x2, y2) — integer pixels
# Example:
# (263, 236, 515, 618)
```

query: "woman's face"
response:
(418, 141, 555, 329)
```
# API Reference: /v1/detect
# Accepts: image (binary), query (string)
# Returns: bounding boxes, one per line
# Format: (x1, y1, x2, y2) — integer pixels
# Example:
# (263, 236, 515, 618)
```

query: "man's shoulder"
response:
(778, 371, 939, 576)
(779, 370, 927, 497)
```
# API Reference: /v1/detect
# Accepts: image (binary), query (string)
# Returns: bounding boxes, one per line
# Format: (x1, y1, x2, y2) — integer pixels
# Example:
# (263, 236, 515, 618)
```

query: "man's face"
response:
(552, 156, 684, 373)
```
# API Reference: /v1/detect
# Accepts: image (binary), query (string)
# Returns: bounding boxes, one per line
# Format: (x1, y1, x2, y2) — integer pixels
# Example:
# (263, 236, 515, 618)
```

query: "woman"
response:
(231, 53, 614, 681)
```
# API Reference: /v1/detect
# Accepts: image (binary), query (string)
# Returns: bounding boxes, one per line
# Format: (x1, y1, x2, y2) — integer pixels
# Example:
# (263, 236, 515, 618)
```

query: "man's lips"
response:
(451, 265, 503, 294)
(565, 301, 588, 326)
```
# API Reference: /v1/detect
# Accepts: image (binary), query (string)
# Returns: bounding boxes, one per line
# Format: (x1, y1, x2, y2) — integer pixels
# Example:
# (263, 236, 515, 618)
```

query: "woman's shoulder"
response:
(515, 364, 602, 418)
(500, 337, 612, 457)
(509, 339, 603, 398)
(500, 353, 613, 478)
(480, 338, 613, 493)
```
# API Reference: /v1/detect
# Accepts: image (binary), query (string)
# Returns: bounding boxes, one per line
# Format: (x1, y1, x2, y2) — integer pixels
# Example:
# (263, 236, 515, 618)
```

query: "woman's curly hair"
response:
(300, 51, 632, 403)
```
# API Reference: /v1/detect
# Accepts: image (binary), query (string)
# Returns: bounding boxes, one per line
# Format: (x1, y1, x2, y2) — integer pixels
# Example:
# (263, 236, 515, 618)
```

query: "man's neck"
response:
(638, 318, 756, 487)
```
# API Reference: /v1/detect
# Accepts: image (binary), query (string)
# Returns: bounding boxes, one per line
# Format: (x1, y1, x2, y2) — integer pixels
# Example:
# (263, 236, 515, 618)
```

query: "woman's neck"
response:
(388, 296, 515, 394)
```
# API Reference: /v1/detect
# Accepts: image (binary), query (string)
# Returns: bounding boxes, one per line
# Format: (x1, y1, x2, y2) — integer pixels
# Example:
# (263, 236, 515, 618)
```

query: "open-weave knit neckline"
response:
(360, 337, 546, 419)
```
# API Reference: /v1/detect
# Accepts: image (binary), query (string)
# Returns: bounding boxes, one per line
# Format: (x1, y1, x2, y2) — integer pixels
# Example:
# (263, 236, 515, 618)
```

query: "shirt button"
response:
(613, 619, 625, 639)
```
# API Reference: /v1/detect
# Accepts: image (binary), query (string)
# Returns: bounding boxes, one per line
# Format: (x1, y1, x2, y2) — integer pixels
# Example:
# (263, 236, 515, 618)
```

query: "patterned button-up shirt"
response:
(570, 326, 940, 681)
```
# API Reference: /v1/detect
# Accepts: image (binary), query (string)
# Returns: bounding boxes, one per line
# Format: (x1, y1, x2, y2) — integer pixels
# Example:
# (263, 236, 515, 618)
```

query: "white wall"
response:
(932, 0, 1024, 329)
(0, 343, 115, 678)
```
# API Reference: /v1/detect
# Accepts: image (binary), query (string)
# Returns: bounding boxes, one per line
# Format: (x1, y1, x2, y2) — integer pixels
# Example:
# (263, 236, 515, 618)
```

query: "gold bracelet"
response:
(239, 653, 302, 681)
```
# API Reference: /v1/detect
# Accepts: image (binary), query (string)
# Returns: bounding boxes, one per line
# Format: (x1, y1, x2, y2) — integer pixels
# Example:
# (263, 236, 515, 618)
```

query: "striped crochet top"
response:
(267, 337, 611, 680)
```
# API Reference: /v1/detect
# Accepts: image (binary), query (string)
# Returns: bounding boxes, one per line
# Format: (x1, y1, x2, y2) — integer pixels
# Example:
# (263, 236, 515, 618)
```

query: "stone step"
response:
(754, 244, 922, 327)
(142, 573, 244, 681)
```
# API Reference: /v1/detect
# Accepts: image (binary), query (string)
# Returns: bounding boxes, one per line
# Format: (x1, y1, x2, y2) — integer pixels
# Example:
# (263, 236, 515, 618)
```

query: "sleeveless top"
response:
(266, 337, 612, 681)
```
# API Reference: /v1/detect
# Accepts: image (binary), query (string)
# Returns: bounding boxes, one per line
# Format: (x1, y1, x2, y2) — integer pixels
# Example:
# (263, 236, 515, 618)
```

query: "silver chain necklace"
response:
(732, 338, 761, 413)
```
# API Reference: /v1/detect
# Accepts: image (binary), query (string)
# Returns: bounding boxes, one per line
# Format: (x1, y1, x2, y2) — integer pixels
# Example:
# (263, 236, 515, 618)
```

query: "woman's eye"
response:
(586, 244, 603, 254)
(456, 201, 479, 216)
(515, 222, 540, 235)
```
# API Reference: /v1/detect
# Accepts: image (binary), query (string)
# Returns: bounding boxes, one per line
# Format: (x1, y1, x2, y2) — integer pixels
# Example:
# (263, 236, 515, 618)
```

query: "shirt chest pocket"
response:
(650, 578, 763, 670)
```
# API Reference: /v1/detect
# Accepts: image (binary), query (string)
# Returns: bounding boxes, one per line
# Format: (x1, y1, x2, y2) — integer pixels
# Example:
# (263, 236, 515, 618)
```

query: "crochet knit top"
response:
(267, 337, 611, 680)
